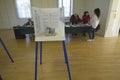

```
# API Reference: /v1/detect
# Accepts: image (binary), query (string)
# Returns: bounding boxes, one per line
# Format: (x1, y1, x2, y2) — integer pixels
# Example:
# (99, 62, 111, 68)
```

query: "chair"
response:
(95, 24, 100, 32)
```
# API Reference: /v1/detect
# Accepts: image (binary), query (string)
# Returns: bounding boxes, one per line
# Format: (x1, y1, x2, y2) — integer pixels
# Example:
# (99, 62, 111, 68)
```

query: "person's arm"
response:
(88, 15, 90, 22)
(82, 16, 85, 23)
(24, 22, 29, 26)
(77, 15, 81, 23)
(32, 21, 34, 26)
(70, 15, 73, 22)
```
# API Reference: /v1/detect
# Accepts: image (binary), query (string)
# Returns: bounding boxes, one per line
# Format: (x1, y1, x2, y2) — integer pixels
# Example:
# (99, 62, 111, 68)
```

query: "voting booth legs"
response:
(0, 75, 2, 80)
(34, 41, 72, 80)
(62, 41, 72, 80)
(0, 38, 14, 63)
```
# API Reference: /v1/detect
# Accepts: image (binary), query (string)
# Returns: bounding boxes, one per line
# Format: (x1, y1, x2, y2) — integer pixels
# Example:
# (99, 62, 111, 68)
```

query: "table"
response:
(65, 26, 90, 34)
(19, 26, 90, 34)
(20, 27, 34, 34)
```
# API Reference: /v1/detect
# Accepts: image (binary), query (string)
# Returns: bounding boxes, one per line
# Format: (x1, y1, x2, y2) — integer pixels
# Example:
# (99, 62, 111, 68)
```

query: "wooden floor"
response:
(0, 29, 120, 80)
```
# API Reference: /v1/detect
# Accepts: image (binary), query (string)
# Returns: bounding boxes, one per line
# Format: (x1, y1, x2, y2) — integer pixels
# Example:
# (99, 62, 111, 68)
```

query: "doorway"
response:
(105, 0, 120, 37)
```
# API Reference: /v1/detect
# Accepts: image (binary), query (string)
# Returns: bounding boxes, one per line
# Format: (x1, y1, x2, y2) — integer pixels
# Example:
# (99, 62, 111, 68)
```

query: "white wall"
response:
(31, 0, 57, 8)
(73, 0, 85, 18)
(84, 0, 111, 36)
(0, 0, 27, 29)
(0, 0, 11, 29)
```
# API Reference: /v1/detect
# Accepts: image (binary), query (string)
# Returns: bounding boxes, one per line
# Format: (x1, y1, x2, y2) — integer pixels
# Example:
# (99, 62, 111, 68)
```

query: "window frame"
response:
(58, 0, 73, 18)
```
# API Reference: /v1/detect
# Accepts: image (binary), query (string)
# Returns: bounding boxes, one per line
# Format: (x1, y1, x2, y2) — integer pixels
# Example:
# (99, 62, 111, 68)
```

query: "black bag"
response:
(95, 24, 100, 32)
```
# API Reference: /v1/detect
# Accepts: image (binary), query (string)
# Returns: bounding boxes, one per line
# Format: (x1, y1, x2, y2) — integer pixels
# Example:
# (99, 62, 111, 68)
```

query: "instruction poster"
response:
(32, 7, 65, 41)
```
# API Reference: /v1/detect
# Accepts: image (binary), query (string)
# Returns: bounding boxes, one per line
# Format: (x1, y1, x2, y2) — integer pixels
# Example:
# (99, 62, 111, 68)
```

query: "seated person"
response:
(82, 11, 90, 24)
(24, 19, 34, 27)
(70, 13, 81, 36)
(82, 11, 90, 36)
(70, 13, 81, 25)
(23, 19, 34, 38)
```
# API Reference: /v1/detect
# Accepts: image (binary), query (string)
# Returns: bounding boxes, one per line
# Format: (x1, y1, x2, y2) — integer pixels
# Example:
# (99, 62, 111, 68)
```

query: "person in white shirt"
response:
(88, 8, 101, 41)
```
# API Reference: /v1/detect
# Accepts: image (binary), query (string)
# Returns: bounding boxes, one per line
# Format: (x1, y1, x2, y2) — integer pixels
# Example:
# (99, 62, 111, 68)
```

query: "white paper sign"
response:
(32, 7, 65, 41)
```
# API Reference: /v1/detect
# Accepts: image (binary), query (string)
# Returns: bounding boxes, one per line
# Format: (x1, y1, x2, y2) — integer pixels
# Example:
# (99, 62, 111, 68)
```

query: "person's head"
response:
(28, 19, 32, 22)
(94, 8, 100, 18)
(74, 13, 78, 17)
(84, 11, 89, 16)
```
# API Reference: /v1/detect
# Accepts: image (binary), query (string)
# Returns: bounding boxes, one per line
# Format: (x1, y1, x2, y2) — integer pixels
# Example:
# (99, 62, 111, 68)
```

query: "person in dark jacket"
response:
(70, 13, 81, 25)
(24, 19, 34, 27)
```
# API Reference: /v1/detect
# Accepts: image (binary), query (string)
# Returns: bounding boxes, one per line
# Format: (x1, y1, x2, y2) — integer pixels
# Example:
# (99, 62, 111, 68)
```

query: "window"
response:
(15, 0, 31, 18)
(58, 0, 73, 17)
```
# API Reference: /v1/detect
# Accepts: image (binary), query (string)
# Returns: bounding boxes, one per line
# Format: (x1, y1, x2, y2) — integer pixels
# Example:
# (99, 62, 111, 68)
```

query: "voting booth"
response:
(32, 7, 72, 80)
